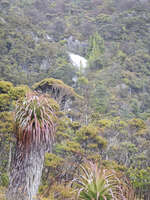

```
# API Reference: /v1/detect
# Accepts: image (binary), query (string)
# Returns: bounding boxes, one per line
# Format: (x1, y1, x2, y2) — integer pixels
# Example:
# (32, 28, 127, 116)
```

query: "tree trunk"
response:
(7, 144, 46, 200)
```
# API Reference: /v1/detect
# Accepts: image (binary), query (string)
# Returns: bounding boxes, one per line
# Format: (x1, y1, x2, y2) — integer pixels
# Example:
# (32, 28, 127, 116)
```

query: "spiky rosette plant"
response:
(7, 92, 57, 200)
(15, 92, 56, 152)
(73, 161, 136, 200)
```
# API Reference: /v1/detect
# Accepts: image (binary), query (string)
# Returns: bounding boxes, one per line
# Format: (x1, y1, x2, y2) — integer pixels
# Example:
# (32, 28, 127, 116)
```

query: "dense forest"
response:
(0, 0, 150, 199)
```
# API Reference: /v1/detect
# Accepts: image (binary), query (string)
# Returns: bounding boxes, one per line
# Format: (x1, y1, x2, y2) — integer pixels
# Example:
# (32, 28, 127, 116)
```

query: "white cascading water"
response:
(68, 52, 87, 84)
(68, 52, 87, 69)
(67, 52, 88, 122)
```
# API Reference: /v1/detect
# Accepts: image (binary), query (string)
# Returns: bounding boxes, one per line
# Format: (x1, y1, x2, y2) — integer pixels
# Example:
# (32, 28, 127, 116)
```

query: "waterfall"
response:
(68, 52, 87, 84)
(68, 52, 87, 69)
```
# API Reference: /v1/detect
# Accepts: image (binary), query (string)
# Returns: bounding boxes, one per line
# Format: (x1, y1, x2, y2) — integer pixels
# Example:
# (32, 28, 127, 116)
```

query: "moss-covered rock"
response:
(32, 78, 81, 100)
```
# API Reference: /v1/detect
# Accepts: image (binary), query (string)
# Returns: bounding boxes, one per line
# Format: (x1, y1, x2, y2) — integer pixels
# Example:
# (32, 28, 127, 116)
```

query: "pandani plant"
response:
(73, 161, 136, 200)
(7, 92, 57, 200)
(15, 92, 55, 151)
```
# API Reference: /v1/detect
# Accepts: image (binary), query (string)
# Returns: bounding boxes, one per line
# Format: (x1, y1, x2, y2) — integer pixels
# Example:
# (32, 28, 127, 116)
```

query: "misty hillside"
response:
(0, 0, 150, 199)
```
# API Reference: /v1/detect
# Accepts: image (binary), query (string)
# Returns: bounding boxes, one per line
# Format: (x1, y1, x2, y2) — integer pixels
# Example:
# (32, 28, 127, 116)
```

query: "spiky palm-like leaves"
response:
(7, 92, 57, 200)
(15, 92, 56, 151)
(73, 162, 136, 200)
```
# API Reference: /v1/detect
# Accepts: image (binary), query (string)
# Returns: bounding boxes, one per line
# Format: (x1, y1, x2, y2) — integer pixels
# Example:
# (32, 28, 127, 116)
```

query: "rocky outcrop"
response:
(66, 36, 88, 55)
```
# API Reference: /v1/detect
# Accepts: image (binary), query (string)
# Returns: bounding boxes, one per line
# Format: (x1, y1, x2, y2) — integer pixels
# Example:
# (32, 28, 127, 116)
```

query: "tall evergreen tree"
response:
(88, 32, 105, 69)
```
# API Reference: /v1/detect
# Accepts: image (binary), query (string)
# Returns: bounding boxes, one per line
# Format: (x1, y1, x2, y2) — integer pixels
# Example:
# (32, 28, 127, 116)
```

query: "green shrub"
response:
(0, 94, 11, 111)
(1, 173, 9, 187)
(0, 81, 13, 94)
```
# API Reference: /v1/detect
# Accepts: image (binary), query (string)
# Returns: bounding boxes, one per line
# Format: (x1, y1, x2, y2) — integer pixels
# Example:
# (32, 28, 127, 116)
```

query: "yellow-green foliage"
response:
(56, 131, 70, 140)
(70, 121, 81, 130)
(96, 14, 112, 23)
(0, 186, 6, 200)
(0, 112, 13, 180)
(1, 173, 9, 187)
(95, 135, 107, 148)
(57, 119, 68, 132)
(0, 94, 11, 111)
(117, 120, 128, 128)
(103, 160, 126, 172)
(87, 143, 98, 149)
(56, 117, 71, 134)
(43, 183, 75, 200)
(77, 124, 99, 140)
(134, 128, 148, 136)
(129, 118, 146, 130)
(117, 50, 126, 62)
(98, 119, 113, 128)
(8, 85, 30, 100)
(87, 154, 101, 162)
(48, 98, 59, 111)
(78, 76, 89, 85)
(45, 153, 64, 168)
(0, 112, 13, 133)
(128, 167, 150, 189)
(113, 117, 128, 130)
(62, 140, 83, 154)
(77, 124, 107, 149)
(0, 81, 32, 111)
(121, 70, 135, 85)
(98, 118, 127, 131)
(0, 81, 13, 94)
